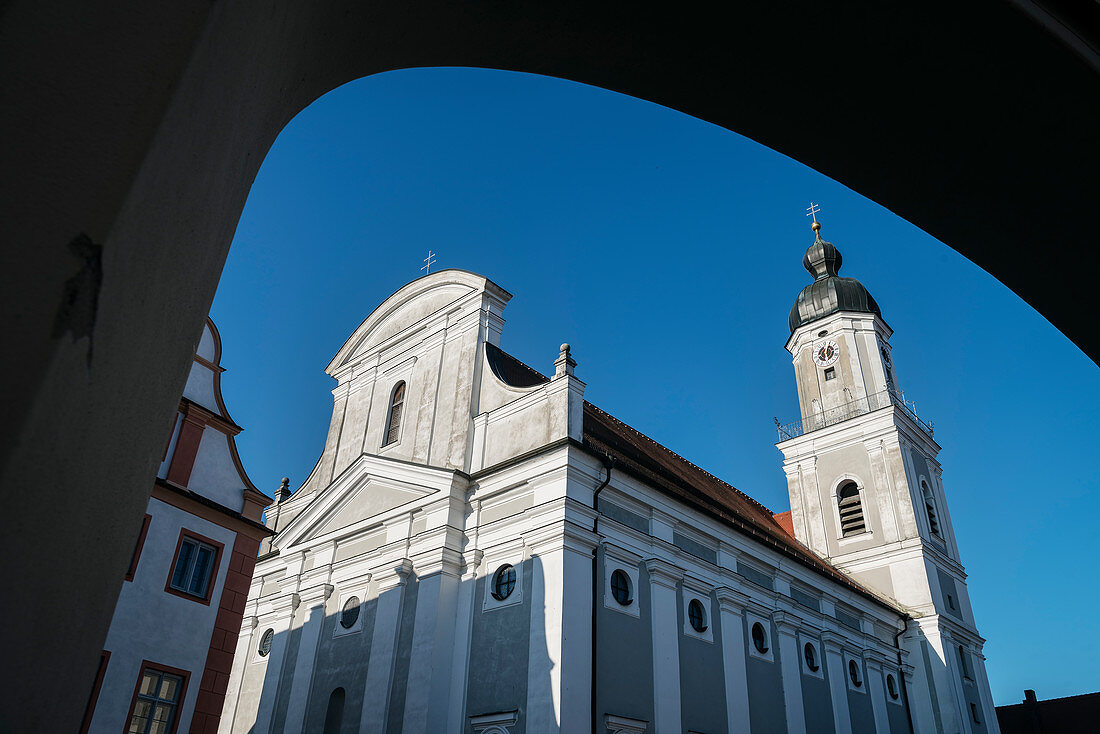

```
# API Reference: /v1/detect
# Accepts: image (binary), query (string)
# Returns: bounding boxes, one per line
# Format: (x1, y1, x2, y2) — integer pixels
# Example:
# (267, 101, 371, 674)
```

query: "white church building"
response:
(220, 224, 998, 734)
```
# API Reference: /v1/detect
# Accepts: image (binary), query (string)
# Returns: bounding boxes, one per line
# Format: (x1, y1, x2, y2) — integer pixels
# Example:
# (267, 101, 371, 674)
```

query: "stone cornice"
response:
(771, 610, 803, 635)
(644, 557, 682, 589)
(714, 585, 752, 614)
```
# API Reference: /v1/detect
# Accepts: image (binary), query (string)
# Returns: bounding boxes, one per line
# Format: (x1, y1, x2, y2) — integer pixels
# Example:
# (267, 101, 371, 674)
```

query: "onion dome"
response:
(788, 222, 881, 333)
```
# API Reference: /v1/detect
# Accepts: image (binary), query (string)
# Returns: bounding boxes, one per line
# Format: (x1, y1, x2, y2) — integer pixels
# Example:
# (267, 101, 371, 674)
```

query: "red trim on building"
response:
(124, 660, 192, 734)
(125, 514, 153, 582)
(163, 528, 225, 606)
(166, 413, 206, 488)
(189, 533, 261, 734)
(79, 650, 111, 734)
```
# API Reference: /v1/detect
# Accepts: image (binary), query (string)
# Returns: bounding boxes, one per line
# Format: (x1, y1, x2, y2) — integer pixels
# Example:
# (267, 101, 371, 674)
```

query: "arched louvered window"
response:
(921, 480, 942, 538)
(838, 481, 866, 537)
(383, 382, 406, 446)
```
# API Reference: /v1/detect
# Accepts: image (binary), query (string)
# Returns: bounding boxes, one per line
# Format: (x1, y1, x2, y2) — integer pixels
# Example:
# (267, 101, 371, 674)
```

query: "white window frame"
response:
(885, 669, 904, 705)
(832, 474, 873, 543)
(470, 710, 518, 734)
(483, 550, 524, 613)
(798, 633, 825, 679)
(845, 653, 867, 693)
(681, 578, 713, 643)
(333, 587, 367, 637)
(746, 613, 774, 663)
(603, 545, 641, 619)
(380, 379, 409, 449)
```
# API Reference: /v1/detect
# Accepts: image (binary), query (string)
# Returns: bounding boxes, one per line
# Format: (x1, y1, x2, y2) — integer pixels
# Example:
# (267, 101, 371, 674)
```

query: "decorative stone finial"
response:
(554, 343, 576, 378)
(275, 476, 291, 503)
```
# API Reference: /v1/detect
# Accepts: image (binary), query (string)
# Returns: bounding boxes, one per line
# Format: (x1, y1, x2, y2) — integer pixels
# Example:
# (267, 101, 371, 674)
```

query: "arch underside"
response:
(2, 0, 1098, 729)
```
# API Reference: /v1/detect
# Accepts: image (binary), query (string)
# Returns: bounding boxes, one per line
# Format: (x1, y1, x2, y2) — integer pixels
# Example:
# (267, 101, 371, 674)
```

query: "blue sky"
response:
(211, 67, 1099, 705)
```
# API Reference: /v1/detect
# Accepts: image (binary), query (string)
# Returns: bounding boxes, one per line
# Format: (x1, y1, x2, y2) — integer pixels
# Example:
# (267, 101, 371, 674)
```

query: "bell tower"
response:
(776, 216, 1000, 734)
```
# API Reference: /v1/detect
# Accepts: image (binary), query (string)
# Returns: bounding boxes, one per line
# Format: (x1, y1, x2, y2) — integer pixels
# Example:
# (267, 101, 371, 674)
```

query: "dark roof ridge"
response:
(582, 400, 776, 516)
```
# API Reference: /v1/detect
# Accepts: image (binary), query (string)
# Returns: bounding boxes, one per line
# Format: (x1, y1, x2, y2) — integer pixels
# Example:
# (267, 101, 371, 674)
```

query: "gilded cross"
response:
(806, 202, 821, 223)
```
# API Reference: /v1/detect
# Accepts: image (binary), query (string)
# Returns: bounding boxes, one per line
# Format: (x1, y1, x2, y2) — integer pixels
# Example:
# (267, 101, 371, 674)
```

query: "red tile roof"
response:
(773, 510, 795, 539)
(582, 400, 897, 611)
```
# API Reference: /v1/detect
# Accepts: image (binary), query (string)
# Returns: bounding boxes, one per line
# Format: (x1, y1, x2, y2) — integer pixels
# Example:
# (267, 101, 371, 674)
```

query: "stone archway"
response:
(1, 1, 1096, 729)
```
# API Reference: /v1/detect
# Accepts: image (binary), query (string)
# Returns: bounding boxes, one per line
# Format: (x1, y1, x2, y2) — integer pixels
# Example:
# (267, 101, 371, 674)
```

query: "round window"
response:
(887, 673, 899, 700)
(687, 599, 708, 632)
(804, 642, 819, 672)
(340, 596, 361, 629)
(258, 628, 274, 657)
(751, 622, 769, 654)
(849, 659, 862, 687)
(491, 564, 516, 601)
(610, 569, 632, 605)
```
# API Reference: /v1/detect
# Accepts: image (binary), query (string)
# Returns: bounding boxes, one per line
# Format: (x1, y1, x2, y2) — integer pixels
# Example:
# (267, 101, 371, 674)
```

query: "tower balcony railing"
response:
(775, 388, 934, 441)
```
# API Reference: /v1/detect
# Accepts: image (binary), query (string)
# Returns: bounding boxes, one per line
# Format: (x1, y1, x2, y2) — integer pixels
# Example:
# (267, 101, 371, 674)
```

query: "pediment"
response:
(296, 475, 433, 544)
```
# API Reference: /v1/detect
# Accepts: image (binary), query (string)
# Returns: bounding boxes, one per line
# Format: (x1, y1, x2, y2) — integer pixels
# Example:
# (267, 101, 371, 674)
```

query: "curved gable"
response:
(326, 269, 511, 377)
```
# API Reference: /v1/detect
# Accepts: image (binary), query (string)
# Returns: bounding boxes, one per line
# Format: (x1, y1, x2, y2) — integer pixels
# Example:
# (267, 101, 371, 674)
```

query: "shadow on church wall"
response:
(226, 556, 551, 734)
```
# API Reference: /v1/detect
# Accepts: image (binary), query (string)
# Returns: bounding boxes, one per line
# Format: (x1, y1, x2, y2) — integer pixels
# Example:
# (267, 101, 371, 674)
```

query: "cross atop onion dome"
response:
(788, 217, 882, 334)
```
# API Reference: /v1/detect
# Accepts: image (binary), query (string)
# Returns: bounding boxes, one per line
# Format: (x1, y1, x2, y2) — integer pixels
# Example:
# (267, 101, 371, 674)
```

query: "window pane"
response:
(171, 541, 194, 589)
(152, 702, 173, 722)
(188, 545, 213, 596)
(128, 700, 152, 733)
(139, 672, 160, 696)
(159, 675, 180, 702)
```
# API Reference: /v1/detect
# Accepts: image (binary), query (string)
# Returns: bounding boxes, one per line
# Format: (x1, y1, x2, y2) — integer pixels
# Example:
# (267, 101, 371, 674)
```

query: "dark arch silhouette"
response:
(2, 2, 1097, 729)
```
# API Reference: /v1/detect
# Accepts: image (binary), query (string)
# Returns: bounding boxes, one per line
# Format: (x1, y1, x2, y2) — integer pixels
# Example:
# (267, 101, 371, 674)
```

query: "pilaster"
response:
(821, 631, 853, 734)
(773, 611, 807, 734)
(358, 560, 413, 733)
(283, 583, 334, 732)
(715, 586, 752, 734)
(645, 558, 683, 734)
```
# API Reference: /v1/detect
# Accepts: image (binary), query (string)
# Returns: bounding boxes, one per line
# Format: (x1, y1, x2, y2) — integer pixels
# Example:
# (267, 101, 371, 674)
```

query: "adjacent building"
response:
(82, 318, 272, 734)
(221, 224, 998, 733)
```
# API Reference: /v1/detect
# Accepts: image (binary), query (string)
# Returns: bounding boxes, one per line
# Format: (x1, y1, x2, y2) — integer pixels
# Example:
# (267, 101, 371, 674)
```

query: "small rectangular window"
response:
(971, 702, 981, 724)
(165, 530, 223, 604)
(126, 663, 189, 734)
(824, 367, 836, 381)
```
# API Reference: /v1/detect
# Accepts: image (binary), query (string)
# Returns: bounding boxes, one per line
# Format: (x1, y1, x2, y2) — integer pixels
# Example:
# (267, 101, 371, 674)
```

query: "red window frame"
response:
(123, 660, 191, 734)
(78, 650, 110, 734)
(124, 514, 152, 582)
(163, 528, 224, 605)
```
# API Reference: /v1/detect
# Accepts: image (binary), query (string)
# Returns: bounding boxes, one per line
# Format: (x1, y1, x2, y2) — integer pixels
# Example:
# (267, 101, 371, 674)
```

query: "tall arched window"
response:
(322, 687, 344, 734)
(921, 480, 941, 538)
(837, 481, 866, 537)
(383, 382, 406, 446)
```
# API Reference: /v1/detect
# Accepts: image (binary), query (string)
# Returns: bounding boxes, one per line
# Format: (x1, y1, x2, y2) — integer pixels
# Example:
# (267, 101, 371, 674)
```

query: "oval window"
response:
(887, 673, 899, 700)
(491, 564, 516, 601)
(687, 599, 708, 632)
(340, 596, 361, 629)
(751, 622, 769, 654)
(804, 642, 819, 671)
(849, 659, 863, 687)
(610, 569, 632, 605)
(258, 628, 274, 657)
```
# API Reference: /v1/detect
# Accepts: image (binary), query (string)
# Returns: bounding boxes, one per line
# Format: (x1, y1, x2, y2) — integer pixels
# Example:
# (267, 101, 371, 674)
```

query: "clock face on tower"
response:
(813, 339, 840, 368)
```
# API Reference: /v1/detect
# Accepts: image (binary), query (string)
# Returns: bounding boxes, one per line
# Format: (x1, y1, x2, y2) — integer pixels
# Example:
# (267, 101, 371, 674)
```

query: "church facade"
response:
(220, 229, 997, 733)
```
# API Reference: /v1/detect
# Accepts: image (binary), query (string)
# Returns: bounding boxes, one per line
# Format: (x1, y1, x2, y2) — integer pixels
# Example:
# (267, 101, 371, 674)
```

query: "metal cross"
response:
(806, 202, 821, 223)
(421, 250, 436, 275)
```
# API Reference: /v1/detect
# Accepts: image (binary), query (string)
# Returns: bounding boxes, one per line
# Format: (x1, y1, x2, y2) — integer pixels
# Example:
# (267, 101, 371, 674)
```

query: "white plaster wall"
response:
(182, 360, 219, 415)
(90, 497, 235, 734)
(188, 427, 246, 511)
